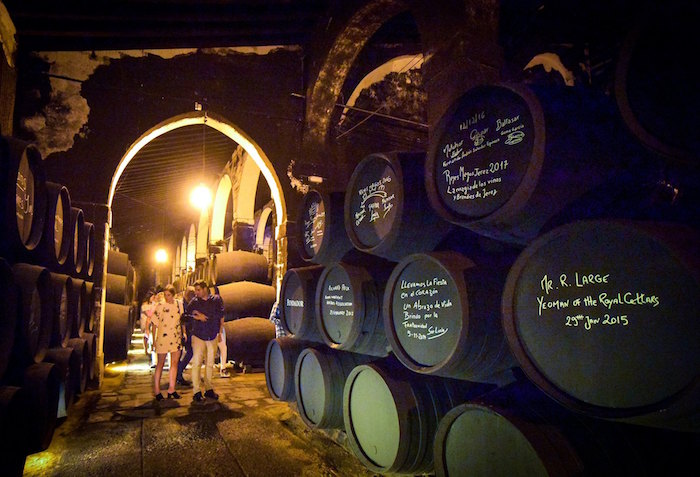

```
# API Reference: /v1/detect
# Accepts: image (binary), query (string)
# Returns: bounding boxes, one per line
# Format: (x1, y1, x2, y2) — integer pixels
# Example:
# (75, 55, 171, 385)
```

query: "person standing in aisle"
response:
(187, 280, 225, 402)
(176, 286, 196, 386)
(151, 285, 183, 400)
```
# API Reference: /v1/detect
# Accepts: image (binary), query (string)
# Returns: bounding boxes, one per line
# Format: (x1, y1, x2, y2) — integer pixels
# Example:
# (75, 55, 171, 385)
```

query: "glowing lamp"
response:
(190, 183, 212, 209)
(155, 248, 168, 263)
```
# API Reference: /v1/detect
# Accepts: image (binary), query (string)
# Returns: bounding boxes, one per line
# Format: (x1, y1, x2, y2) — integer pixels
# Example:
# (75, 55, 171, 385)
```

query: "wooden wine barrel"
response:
(315, 261, 392, 357)
(0, 258, 18, 379)
(502, 220, 700, 432)
(210, 250, 269, 285)
(0, 386, 32, 476)
(297, 188, 354, 264)
(66, 337, 88, 394)
(70, 278, 87, 337)
(107, 249, 129, 276)
(279, 265, 325, 342)
(81, 331, 97, 382)
(295, 347, 373, 430)
(83, 281, 96, 333)
(343, 359, 492, 475)
(62, 207, 85, 276)
(43, 347, 76, 419)
(344, 151, 452, 261)
(425, 83, 641, 245)
(21, 361, 60, 454)
(217, 281, 276, 321)
(0, 136, 47, 262)
(264, 337, 319, 402)
(103, 302, 131, 363)
(10, 263, 53, 366)
(614, 1, 698, 166)
(37, 181, 72, 270)
(106, 272, 127, 304)
(82, 221, 95, 279)
(48, 272, 73, 348)
(223, 317, 276, 368)
(383, 251, 517, 383)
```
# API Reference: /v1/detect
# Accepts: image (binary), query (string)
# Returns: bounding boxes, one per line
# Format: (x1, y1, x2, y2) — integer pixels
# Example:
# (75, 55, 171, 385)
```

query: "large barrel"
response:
(383, 251, 517, 383)
(62, 207, 85, 276)
(210, 250, 270, 285)
(0, 136, 47, 262)
(216, 281, 276, 321)
(83, 281, 96, 333)
(103, 302, 131, 363)
(10, 263, 53, 367)
(223, 317, 276, 368)
(48, 272, 73, 348)
(315, 261, 392, 357)
(105, 272, 127, 304)
(66, 337, 88, 395)
(295, 347, 373, 430)
(0, 386, 32, 476)
(502, 220, 700, 432)
(343, 359, 492, 475)
(344, 151, 452, 261)
(21, 361, 61, 454)
(425, 83, 642, 245)
(82, 331, 97, 382)
(0, 258, 18, 379)
(43, 347, 77, 419)
(70, 278, 87, 337)
(36, 181, 72, 271)
(82, 221, 95, 279)
(264, 337, 319, 402)
(107, 249, 129, 276)
(297, 188, 354, 264)
(614, 1, 698, 166)
(279, 265, 325, 342)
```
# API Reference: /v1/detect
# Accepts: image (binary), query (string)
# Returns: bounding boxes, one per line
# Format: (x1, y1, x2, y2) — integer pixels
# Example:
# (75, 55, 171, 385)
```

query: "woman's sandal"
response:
(167, 391, 181, 399)
(155, 393, 165, 401)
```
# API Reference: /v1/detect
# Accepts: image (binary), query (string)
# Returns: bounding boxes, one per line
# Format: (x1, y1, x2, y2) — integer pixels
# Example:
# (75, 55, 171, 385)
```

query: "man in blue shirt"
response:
(186, 280, 225, 402)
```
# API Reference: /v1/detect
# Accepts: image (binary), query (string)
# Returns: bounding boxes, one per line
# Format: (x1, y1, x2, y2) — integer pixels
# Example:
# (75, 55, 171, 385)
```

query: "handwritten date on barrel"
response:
(566, 313, 629, 331)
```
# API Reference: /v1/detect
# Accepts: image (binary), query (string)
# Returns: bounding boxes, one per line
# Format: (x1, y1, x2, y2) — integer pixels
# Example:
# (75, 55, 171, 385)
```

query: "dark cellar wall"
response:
(13, 48, 305, 208)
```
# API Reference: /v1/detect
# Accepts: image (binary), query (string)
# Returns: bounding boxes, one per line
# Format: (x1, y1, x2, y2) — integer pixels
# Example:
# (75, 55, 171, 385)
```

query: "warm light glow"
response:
(190, 183, 212, 209)
(155, 248, 168, 263)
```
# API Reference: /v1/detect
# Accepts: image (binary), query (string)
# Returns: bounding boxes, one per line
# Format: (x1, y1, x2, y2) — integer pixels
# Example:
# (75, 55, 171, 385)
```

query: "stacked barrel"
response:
(0, 135, 100, 472)
(103, 249, 137, 363)
(266, 78, 698, 475)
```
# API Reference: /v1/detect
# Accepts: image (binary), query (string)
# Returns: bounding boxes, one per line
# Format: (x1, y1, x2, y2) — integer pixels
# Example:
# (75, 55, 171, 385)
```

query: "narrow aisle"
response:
(22, 329, 376, 477)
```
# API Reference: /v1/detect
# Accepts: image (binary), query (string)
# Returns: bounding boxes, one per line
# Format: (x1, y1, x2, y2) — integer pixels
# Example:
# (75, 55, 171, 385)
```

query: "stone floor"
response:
(22, 332, 379, 477)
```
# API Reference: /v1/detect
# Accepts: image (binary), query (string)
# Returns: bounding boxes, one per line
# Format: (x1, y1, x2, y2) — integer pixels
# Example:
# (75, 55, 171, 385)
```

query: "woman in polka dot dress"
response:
(151, 284, 183, 400)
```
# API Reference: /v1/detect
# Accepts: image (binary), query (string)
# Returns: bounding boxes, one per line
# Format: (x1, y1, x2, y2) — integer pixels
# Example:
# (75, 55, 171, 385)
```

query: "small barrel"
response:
(106, 272, 127, 304)
(107, 249, 129, 276)
(11, 263, 53, 366)
(62, 207, 85, 276)
(315, 261, 392, 357)
(0, 258, 18, 379)
(82, 221, 95, 279)
(0, 386, 32, 476)
(0, 136, 47, 262)
(383, 251, 517, 383)
(344, 151, 452, 261)
(279, 265, 326, 342)
(37, 181, 72, 270)
(217, 281, 276, 321)
(502, 220, 700, 432)
(43, 347, 76, 419)
(223, 317, 276, 368)
(21, 361, 61, 454)
(297, 188, 354, 264)
(343, 359, 492, 475)
(295, 347, 373, 430)
(264, 337, 319, 402)
(103, 302, 131, 363)
(210, 250, 270, 285)
(48, 272, 73, 348)
(66, 337, 88, 395)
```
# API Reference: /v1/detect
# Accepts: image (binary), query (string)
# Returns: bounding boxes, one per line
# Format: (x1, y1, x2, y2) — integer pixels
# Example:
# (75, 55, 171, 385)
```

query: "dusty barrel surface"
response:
(37, 181, 72, 270)
(344, 151, 452, 261)
(0, 259, 18, 379)
(502, 220, 700, 431)
(297, 188, 354, 264)
(223, 317, 276, 368)
(315, 261, 393, 357)
(383, 251, 516, 383)
(210, 250, 269, 285)
(343, 359, 491, 475)
(217, 280, 276, 321)
(264, 337, 319, 402)
(425, 83, 640, 245)
(0, 136, 47, 261)
(48, 272, 73, 348)
(279, 265, 325, 342)
(295, 347, 373, 430)
(11, 263, 53, 367)
(103, 302, 131, 363)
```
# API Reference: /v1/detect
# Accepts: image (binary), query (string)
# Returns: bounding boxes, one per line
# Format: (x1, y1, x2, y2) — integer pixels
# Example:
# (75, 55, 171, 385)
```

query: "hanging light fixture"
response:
(190, 110, 212, 209)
